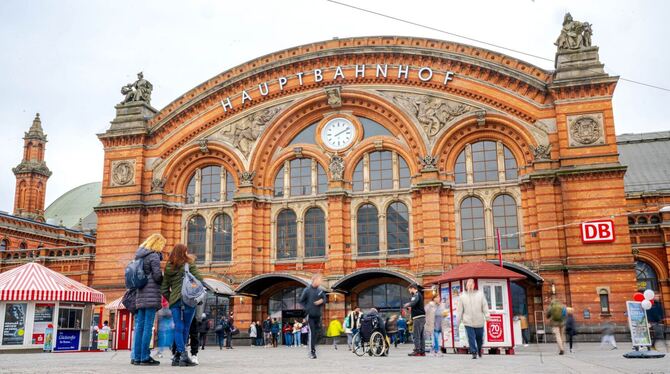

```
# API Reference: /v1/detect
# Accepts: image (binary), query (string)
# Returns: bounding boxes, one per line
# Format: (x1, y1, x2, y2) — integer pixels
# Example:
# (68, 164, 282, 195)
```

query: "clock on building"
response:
(321, 117, 356, 150)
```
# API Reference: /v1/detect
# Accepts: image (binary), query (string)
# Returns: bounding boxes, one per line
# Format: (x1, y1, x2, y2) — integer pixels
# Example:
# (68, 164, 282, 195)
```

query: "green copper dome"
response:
(45, 182, 101, 231)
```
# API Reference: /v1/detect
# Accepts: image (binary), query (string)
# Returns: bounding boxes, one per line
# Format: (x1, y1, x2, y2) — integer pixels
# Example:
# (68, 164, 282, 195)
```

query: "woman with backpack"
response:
(131, 234, 166, 366)
(161, 243, 204, 367)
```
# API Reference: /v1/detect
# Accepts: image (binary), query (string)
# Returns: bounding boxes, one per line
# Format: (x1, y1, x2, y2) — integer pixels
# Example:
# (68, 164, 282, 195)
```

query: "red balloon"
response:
(650, 299, 655, 306)
(633, 292, 645, 302)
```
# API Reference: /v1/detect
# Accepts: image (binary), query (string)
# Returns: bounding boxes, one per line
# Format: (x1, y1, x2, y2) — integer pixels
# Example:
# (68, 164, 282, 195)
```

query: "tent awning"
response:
(0, 262, 105, 304)
(204, 278, 235, 296)
(425, 261, 526, 285)
(104, 296, 125, 310)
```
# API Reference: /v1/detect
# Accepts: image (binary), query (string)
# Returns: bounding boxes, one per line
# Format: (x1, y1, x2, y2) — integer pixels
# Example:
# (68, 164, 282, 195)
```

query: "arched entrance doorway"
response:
(331, 269, 416, 319)
(235, 273, 311, 324)
(636, 260, 665, 322)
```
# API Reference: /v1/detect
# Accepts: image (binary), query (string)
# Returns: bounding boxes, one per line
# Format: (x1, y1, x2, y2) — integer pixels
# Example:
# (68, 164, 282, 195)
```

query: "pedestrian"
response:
(225, 315, 236, 349)
(386, 315, 399, 348)
(457, 278, 490, 359)
(397, 315, 407, 344)
(283, 322, 293, 347)
(271, 318, 280, 347)
(263, 316, 273, 348)
(132, 233, 165, 366)
(156, 298, 174, 358)
(100, 321, 111, 351)
(171, 308, 202, 365)
(651, 321, 666, 351)
(293, 320, 302, 347)
(301, 319, 310, 347)
(345, 307, 362, 350)
(326, 316, 344, 349)
(299, 273, 327, 359)
(198, 313, 210, 350)
(249, 321, 257, 347)
(600, 321, 617, 350)
(545, 297, 567, 355)
(565, 307, 577, 353)
(426, 295, 447, 356)
(160, 243, 204, 367)
(519, 314, 530, 347)
(256, 320, 264, 347)
(216, 315, 227, 349)
(404, 283, 426, 357)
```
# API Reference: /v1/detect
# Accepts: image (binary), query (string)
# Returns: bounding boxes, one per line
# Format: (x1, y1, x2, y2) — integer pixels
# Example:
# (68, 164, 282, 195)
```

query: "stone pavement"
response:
(0, 343, 667, 374)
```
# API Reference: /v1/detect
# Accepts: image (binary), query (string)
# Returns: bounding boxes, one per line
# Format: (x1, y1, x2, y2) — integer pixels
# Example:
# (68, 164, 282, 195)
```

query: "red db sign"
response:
(580, 220, 615, 243)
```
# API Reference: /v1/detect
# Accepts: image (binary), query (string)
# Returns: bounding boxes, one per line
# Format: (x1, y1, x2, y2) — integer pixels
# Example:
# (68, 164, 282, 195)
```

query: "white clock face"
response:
(321, 118, 356, 150)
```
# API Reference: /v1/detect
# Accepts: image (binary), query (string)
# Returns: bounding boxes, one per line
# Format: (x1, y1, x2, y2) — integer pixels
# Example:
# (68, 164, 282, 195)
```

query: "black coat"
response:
(299, 286, 326, 318)
(565, 315, 577, 336)
(134, 247, 163, 310)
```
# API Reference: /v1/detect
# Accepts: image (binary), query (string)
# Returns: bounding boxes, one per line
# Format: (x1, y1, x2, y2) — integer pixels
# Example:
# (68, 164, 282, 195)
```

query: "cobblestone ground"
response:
(0, 343, 667, 374)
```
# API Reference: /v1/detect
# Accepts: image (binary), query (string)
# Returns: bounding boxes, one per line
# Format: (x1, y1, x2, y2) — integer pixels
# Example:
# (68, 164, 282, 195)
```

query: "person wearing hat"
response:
(404, 283, 426, 356)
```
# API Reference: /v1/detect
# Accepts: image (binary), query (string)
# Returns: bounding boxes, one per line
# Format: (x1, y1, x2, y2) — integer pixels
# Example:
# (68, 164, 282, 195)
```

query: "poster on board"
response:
(32, 303, 54, 345)
(2, 303, 27, 345)
(626, 301, 651, 346)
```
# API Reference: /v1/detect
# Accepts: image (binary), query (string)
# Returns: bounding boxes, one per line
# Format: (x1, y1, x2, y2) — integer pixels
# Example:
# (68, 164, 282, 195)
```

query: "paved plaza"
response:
(0, 343, 667, 374)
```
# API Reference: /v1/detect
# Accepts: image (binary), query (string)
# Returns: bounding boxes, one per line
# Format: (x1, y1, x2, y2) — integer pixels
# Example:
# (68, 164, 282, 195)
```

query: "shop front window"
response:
(357, 283, 410, 316)
(57, 308, 83, 329)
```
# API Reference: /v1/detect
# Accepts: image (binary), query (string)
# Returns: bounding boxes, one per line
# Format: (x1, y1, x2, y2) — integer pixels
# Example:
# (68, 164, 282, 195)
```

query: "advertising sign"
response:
(32, 303, 54, 345)
(97, 331, 109, 350)
(580, 220, 615, 243)
(43, 325, 54, 351)
(486, 313, 505, 343)
(626, 301, 652, 346)
(2, 303, 27, 345)
(55, 330, 80, 351)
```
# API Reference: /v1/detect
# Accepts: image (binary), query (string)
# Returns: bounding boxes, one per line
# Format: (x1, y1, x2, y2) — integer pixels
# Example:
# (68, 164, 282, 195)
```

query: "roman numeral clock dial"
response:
(321, 117, 356, 151)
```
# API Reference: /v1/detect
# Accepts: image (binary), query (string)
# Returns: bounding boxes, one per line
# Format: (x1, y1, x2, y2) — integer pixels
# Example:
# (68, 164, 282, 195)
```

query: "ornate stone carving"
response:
(419, 155, 438, 172)
(198, 138, 209, 153)
(151, 177, 167, 192)
(475, 110, 486, 126)
(12, 160, 52, 177)
(238, 171, 256, 186)
(110, 159, 135, 186)
(329, 155, 345, 181)
(387, 93, 474, 138)
(325, 86, 341, 108)
(120, 72, 153, 105)
(567, 113, 605, 147)
(555, 13, 593, 50)
(530, 143, 552, 160)
(220, 105, 284, 157)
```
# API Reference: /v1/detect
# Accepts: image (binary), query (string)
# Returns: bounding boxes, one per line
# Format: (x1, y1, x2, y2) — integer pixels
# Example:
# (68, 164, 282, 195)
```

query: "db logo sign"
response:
(580, 220, 615, 243)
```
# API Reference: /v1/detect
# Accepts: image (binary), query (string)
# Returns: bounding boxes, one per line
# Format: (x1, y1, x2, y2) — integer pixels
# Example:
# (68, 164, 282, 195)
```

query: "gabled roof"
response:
(425, 261, 525, 285)
(617, 131, 670, 194)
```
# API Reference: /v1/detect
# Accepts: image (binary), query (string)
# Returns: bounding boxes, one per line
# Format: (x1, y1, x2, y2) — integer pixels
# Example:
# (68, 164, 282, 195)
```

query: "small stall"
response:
(425, 261, 525, 355)
(104, 297, 134, 351)
(0, 262, 105, 351)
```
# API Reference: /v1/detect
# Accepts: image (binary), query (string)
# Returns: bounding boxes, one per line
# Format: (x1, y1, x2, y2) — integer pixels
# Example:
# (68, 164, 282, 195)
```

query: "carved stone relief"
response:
(110, 159, 135, 187)
(217, 104, 285, 158)
(238, 171, 256, 186)
(567, 113, 605, 147)
(529, 143, 552, 160)
(328, 154, 345, 181)
(325, 86, 342, 108)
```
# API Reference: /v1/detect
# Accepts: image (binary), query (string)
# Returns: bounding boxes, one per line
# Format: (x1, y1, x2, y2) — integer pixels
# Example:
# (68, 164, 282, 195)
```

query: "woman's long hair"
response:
(167, 243, 194, 268)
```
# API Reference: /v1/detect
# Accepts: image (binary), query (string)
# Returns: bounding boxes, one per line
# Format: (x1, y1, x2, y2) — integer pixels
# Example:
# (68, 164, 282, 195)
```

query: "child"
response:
(326, 317, 344, 349)
(155, 297, 174, 358)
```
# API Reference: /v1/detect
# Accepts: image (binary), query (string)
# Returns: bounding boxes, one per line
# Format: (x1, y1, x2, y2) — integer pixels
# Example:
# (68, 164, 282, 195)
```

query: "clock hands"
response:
(333, 128, 351, 138)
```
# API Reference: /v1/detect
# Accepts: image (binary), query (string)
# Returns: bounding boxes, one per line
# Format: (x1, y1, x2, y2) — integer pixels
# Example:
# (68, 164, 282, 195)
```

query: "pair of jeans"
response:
(170, 301, 196, 354)
(432, 330, 442, 353)
(132, 307, 157, 362)
(398, 329, 406, 343)
(412, 317, 425, 353)
(465, 326, 484, 355)
(307, 316, 322, 355)
(217, 332, 225, 348)
(284, 332, 293, 346)
(293, 331, 301, 346)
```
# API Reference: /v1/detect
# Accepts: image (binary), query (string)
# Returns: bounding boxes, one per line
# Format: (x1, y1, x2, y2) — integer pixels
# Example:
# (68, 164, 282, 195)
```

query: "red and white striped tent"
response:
(104, 296, 125, 310)
(0, 262, 105, 304)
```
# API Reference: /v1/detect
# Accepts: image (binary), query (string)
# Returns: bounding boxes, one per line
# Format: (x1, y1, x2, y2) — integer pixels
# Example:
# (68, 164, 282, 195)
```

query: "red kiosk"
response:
(425, 261, 525, 355)
(104, 297, 133, 350)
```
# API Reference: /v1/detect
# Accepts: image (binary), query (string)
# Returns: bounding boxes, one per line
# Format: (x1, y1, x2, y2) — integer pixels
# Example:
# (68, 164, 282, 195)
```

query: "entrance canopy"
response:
(426, 261, 525, 285)
(235, 273, 311, 296)
(204, 278, 235, 296)
(0, 262, 105, 304)
(331, 268, 416, 293)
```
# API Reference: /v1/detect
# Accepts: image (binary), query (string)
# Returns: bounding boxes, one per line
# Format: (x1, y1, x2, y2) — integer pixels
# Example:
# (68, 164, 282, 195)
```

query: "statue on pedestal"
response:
(555, 13, 593, 50)
(121, 72, 153, 105)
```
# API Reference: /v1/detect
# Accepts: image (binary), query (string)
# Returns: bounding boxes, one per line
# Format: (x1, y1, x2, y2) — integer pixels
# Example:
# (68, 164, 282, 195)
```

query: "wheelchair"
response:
(352, 312, 389, 357)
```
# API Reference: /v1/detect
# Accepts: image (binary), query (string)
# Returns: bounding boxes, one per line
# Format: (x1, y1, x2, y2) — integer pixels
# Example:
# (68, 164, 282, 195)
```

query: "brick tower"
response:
(12, 113, 52, 221)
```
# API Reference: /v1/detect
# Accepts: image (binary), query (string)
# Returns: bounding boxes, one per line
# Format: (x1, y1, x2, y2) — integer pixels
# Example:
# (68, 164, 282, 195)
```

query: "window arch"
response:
(274, 158, 327, 198)
(460, 197, 486, 251)
(637, 216, 648, 225)
(19, 242, 27, 250)
(636, 261, 659, 291)
(0, 239, 7, 251)
(352, 150, 412, 192)
(454, 141, 518, 184)
(357, 283, 410, 312)
(187, 215, 206, 263)
(357, 204, 379, 256)
(493, 194, 519, 250)
(304, 207, 326, 258)
(269, 286, 305, 314)
(387, 202, 410, 255)
(184, 166, 235, 204)
(352, 160, 364, 192)
(213, 214, 233, 262)
(274, 166, 285, 197)
(650, 215, 661, 224)
(276, 209, 297, 259)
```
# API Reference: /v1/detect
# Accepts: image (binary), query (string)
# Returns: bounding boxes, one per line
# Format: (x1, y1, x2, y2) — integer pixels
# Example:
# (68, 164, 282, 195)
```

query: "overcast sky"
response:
(0, 0, 668, 212)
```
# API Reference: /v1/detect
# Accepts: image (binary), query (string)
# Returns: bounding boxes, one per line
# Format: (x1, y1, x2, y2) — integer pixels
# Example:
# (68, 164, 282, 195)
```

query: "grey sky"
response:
(0, 0, 668, 212)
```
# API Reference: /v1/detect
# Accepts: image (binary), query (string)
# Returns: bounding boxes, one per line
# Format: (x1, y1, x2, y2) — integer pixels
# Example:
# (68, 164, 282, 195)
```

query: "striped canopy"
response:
(0, 262, 105, 304)
(104, 296, 125, 310)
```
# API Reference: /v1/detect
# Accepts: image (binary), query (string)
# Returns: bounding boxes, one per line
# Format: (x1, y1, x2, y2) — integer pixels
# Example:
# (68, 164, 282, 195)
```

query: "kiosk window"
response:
(58, 308, 82, 329)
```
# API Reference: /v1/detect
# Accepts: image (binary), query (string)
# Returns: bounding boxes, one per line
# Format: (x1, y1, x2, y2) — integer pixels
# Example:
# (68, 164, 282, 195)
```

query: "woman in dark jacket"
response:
(132, 234, 165, 366)
(161, 243, 204, 367)
(565, 307, 577, 353)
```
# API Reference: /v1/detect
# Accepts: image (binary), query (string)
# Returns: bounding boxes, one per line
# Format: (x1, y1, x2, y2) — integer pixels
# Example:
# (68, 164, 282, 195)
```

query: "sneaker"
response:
(179, 353, 197, 367)
(140, 357, 160, 366)
(191, 355, 199, 365)
(171, 353, 180, 367)
(408, 351, 424, 357)
(130, 359, 138, 365)
(559, 350, 564, 355)
(523, 344, 529, 347)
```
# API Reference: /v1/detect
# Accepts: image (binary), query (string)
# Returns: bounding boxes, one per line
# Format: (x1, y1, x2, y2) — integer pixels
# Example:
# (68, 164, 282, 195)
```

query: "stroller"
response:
(353, 310, 389, 357)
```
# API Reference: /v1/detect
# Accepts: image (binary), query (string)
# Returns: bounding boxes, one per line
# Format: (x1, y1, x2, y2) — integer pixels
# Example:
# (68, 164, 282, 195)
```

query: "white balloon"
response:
(643, 289, 655, 301)
(641, 299, 652, 310)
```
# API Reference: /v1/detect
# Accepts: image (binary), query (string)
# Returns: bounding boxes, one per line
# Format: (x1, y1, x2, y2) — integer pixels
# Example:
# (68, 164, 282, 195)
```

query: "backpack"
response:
(181, 263, 206, 307)
(121, 289, 138, 314)
(124, 258, 148, 290)
(344, 315, 351, 329)
(550, 303, 565, 322)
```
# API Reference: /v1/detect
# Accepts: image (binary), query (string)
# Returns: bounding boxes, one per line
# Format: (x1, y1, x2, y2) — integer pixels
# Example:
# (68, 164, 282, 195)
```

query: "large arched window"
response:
(304, 207, 326, 258)
(213, 214, 233, 262)
(269, 287, 305, 314)
(290, 158, 312, 196)
(184, 166, 235, 204)
(493, 194, 519, 250)
(352, 151, 411, 192)
(357, 283, 410, 312)
(352, 160, 364, 192)
(0, 239, 7, 251)
(636, 261, 659, 291)
(276, 209, 297, 259)
(369, 151, 393, 190)
(187, 215, 206, 263)
(460, 197, 486, 251)
(357, 204, 379, 256)
(454, 141, 518, 184)
(274, 158, 327, 198)
(387, 202, 409, 255)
